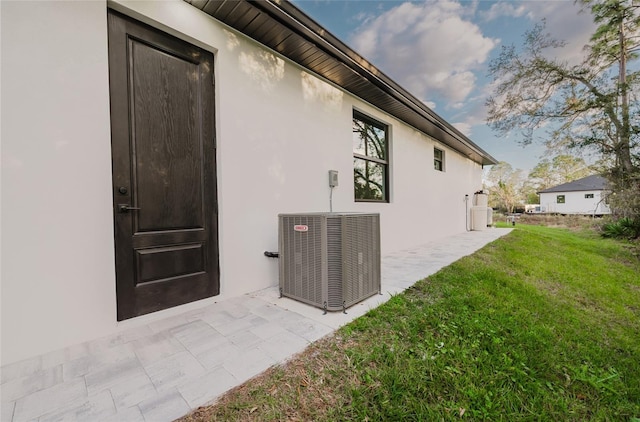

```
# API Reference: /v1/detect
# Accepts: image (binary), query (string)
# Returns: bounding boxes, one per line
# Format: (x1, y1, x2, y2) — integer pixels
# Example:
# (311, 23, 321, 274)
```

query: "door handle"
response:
(118, 204, 141, 213)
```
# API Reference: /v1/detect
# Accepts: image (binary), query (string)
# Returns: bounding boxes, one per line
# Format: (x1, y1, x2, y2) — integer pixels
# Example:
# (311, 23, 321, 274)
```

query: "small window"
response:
(585, 193, 594, 199)
(434, 148, 444, 171)
(557, 195, 565, 204)
(353, 111, 389, 202)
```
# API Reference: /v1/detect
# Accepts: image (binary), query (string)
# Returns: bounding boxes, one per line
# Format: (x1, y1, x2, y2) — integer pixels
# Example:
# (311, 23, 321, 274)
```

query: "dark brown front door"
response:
(107, 10, 219, 321)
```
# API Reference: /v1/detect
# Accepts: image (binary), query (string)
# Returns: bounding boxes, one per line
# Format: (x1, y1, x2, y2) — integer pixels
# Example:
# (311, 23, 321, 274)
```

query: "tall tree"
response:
(551, 155, 591, 182)
(529, 154, 591, 190)
(486, 1, 639, 180)
(527, 154, 592, 203)
(528, 160, 556, 191)
(485, 161, 525, 213)
(521, 180, 540, 205)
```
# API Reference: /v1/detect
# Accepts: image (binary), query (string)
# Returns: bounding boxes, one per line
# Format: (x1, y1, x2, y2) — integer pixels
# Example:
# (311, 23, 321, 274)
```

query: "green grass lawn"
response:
(181, 225, 640, 421)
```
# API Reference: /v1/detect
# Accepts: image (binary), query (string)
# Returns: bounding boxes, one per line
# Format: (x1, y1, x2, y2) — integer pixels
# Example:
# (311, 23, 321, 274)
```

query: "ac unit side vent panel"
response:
(280, 215, 323, 307)
(326, 217, 343, 309)
(279, 213, 381, 312)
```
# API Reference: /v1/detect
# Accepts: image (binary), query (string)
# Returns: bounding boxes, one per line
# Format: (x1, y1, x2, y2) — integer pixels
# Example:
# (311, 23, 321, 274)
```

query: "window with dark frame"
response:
(353, 111, 389, 202)
(434, 147, 444, 171)
(585, 193, 594, 199)
(557, 195, 565, 204)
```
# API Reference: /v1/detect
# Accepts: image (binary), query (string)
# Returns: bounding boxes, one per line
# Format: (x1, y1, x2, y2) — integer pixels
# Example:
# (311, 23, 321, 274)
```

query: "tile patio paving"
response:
(1, 228, 511, 421)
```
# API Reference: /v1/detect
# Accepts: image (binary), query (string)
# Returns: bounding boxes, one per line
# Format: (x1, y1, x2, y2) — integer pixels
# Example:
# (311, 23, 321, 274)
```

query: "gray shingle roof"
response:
(538, 175, 609, 193)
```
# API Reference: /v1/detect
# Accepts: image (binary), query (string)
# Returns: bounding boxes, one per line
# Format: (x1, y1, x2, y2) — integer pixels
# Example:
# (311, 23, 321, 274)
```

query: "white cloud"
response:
(422, 100, 437, 109)
(452, 121, 472, 135)
(480, 2, 528, 21)
(346, 0, 597, 140)
(511, 1, 596, 64)
(464, 1, 595, 137)
(350, 0, 497, 107)
(451, 100, 487, 136)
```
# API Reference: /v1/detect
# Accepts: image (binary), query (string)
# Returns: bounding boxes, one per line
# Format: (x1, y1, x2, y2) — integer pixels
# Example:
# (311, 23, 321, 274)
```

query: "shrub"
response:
(601, 217, 640, 239)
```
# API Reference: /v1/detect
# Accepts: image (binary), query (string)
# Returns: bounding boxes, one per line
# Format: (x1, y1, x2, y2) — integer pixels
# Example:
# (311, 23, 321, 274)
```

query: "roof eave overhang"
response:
(539, 188, 606, 194)
(186, 0, 498, 166)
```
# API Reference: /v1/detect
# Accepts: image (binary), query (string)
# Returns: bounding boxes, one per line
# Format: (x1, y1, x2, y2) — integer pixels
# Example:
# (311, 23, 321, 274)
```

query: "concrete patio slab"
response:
(1, 228, 511, 421)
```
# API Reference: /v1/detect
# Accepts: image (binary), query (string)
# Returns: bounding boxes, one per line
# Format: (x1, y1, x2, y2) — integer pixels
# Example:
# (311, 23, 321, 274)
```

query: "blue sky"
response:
(291, 0, 597, 172)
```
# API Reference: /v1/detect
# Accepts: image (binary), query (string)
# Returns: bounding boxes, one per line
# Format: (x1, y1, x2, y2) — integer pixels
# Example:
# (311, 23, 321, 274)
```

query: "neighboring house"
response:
(525, 204, 545, 213)
(1, 0, 497, 365)
(538, 175, 611, 215)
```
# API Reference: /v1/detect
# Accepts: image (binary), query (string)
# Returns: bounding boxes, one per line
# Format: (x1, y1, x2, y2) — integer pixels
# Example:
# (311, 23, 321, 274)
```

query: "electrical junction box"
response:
(328, 170, 339, 187)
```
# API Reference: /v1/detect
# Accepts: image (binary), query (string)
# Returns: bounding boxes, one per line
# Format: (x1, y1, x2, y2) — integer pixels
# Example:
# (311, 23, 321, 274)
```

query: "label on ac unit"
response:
(293, 225, 308, 232)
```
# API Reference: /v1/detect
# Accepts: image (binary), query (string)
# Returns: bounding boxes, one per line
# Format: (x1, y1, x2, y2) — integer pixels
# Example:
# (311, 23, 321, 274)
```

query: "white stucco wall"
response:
(1, 0, 483, 365)
(1, 1, 117, 367)
(540, 190, 611, 215)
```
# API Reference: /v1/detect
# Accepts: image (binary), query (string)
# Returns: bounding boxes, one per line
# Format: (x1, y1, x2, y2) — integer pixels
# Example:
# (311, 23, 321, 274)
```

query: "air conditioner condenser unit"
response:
(278, 213, 381, 313)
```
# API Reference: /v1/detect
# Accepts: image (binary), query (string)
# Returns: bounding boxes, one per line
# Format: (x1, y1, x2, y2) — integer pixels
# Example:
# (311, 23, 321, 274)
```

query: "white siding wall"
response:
(540, 191, 611, 215)
(1, 0, 483, 364)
